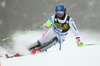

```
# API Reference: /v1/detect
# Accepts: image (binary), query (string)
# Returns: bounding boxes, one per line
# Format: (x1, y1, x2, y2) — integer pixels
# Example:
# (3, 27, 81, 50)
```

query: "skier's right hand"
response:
(77, 41, 84, 47)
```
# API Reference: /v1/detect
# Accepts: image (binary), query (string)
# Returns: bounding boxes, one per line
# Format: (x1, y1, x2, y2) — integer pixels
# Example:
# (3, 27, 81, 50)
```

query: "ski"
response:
(5, 53, 21, 59)
(5, 37, 58, 59)
(5, 48, 41, 59)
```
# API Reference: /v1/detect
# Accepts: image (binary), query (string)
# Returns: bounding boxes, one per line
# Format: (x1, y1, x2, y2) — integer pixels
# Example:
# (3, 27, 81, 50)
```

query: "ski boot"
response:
(28, 40, 41, 54)
(38, 37, 58, 52)
(29, 37, 58, 54)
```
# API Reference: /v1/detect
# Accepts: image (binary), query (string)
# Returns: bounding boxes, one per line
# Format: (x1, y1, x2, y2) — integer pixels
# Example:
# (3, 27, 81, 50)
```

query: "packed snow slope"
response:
(1, 30, 100, 66)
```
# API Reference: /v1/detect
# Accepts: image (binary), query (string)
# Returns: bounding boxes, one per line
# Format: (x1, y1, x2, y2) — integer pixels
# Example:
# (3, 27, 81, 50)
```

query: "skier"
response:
(28, 4, 83, 54)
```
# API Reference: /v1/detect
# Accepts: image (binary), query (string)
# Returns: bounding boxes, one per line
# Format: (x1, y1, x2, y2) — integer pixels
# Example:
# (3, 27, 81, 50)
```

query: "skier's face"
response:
(56, 11, 64, 18)
(57, 14, 64, 18)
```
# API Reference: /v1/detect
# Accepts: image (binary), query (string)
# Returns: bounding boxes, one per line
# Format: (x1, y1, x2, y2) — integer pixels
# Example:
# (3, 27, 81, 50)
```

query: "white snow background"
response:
(0, 29, 100, 66)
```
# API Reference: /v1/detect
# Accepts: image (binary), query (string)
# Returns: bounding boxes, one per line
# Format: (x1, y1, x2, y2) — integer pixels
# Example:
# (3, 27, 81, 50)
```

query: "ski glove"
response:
(43, 19, 54, 29)
(43, 23, 50, 29)
(76, 37, 83, 47)
(77, 41, 83, 47)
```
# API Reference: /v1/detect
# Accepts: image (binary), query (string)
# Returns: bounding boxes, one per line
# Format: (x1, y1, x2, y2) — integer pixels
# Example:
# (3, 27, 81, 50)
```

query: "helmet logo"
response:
(57, 6, 62, 10)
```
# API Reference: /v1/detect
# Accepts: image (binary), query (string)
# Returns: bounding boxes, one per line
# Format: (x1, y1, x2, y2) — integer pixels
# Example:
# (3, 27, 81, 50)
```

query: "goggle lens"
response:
(56, 11, 64, 15)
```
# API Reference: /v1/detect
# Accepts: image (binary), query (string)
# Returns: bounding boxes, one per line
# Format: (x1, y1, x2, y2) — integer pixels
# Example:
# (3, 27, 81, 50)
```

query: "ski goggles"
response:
(56, 11, 64, 15)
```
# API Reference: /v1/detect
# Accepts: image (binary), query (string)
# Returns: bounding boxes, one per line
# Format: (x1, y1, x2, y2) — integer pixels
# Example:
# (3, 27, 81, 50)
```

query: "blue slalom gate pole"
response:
(44, 13, 62, 50)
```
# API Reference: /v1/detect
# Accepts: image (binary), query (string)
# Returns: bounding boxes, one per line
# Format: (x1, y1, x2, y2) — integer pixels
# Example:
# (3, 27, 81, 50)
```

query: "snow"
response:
(1, 46, 100, 66)
(0, 30, 100, 66)
(0, 47, 10, 58)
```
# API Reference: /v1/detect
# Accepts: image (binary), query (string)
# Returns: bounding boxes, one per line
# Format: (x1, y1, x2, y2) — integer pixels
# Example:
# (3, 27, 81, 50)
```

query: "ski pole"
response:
(44, 13, 62, 50)
(2, 25, 44, 42)
(78, 43, 100, 47)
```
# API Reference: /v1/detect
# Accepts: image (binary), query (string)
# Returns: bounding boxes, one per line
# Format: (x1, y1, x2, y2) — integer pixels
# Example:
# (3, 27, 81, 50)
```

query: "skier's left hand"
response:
(77, 41, 84, 47)
(43, 25, 49, 29)
(43, 23, 49, 29)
